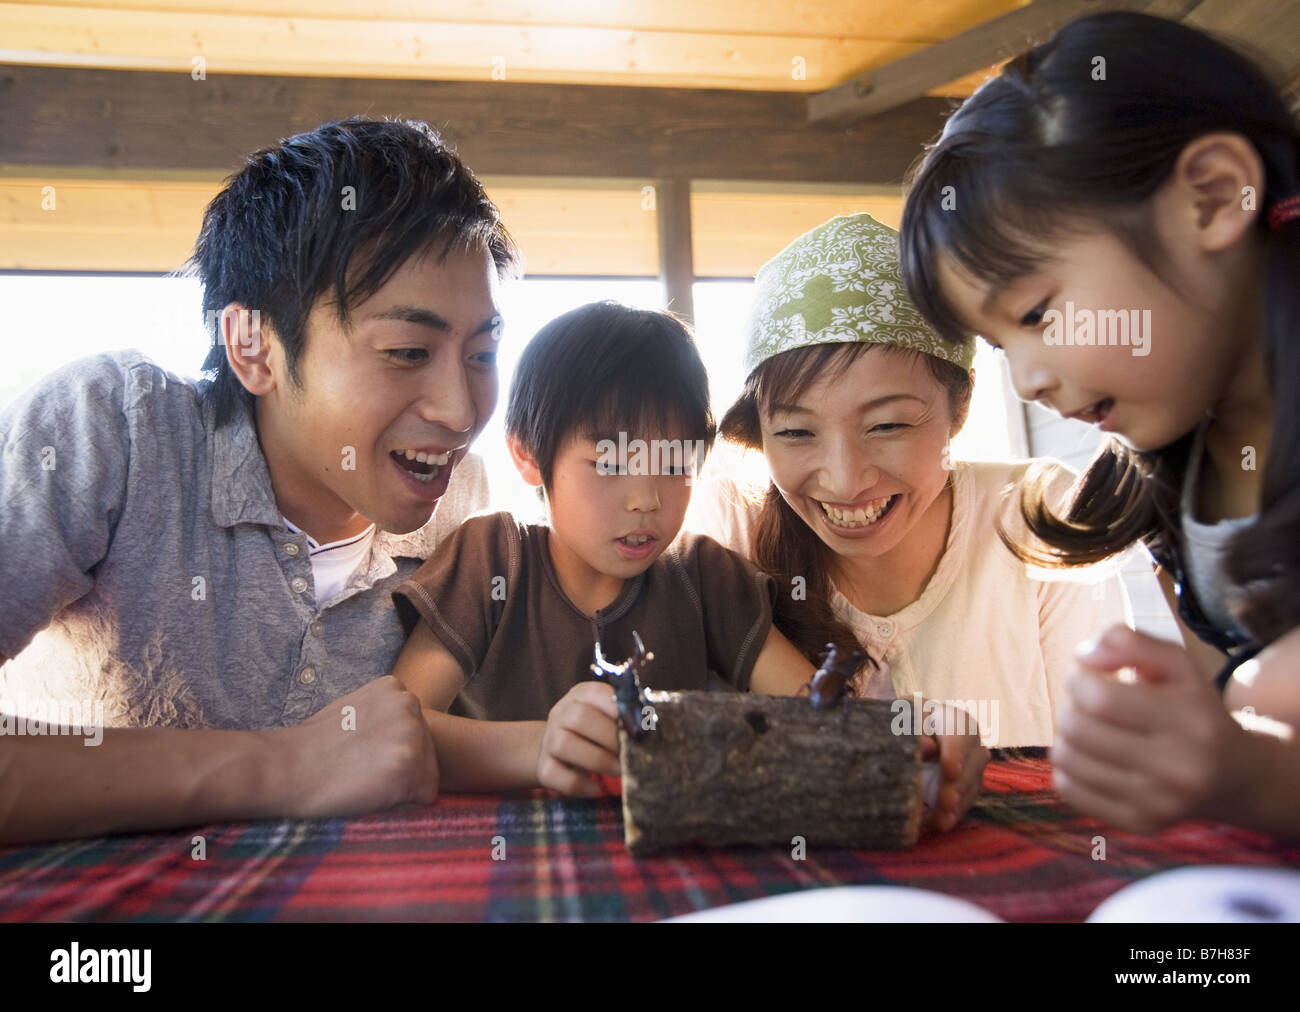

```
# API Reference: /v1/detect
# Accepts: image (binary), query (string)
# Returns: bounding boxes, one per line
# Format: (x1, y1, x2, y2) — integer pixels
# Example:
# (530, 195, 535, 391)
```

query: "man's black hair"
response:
(190, 116, 520, 425)
(505, 301, 715, 488)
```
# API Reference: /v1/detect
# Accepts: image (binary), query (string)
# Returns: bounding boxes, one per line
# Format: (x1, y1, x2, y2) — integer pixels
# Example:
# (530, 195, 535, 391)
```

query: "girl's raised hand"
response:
(1053, 625, 1248, 834)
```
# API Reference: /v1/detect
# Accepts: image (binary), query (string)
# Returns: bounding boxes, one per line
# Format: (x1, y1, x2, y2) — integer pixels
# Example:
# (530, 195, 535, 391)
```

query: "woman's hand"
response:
(920, 703, 989, 831)
(1052, 625, 1248, 834)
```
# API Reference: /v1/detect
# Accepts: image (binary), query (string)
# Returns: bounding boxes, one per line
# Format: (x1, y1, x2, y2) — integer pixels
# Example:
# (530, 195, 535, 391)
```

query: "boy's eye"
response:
(386, 348, 428, 364)
(774, 429, 812, 439)
(871, 423, 907, 433)
(1019, 301, 1048, 328)
(470, 351, 498, 367)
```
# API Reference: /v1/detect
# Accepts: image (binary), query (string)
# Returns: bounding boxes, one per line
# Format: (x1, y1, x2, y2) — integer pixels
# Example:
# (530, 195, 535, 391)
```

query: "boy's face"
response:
(540, 431, 695, 593)
(258, 245, 503, 538)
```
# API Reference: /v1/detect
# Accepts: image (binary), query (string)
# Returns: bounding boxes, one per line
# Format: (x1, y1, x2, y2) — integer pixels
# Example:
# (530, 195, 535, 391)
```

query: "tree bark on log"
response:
(619, 690, 923, 856)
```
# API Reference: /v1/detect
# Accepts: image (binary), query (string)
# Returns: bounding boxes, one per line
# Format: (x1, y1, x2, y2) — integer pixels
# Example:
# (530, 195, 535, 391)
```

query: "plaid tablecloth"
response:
(1, 752, 1296, 922)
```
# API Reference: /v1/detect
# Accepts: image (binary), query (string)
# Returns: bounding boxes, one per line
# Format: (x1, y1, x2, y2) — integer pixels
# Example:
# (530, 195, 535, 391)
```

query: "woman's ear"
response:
(506, 433, 544, 487)
(1157, 132, 1266, 253)
(949, 367, 975, 437)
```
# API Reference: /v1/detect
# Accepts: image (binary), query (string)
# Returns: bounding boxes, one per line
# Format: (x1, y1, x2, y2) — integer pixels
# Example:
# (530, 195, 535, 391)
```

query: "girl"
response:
(898, 11, 1300, 835)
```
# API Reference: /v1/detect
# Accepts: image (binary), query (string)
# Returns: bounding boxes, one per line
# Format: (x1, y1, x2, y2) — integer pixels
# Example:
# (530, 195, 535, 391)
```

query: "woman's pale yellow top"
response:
(686, 459, 1132, 748)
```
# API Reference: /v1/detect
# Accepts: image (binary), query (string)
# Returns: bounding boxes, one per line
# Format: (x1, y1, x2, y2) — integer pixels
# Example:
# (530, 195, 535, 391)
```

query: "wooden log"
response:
(619, 690, 923, 856)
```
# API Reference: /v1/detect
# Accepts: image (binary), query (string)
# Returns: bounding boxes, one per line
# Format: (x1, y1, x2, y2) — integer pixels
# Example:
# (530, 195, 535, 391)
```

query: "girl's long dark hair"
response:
(899, 11, 1300, 645)
(719, 343, 972, 674)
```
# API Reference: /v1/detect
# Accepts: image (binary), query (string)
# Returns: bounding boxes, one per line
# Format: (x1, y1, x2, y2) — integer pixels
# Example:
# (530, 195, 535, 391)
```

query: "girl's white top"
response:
(685, 459, 1132, 748)
(1179, 416, 1255, 641)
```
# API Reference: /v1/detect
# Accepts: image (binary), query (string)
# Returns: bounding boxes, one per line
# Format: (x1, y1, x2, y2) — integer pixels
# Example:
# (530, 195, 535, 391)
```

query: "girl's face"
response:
(759, 348, 960, 561)
(935, 227, 1241, 453)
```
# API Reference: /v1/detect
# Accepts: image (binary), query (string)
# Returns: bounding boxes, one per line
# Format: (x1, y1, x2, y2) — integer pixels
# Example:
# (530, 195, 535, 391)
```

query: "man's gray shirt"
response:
(0, 351, 488, 730)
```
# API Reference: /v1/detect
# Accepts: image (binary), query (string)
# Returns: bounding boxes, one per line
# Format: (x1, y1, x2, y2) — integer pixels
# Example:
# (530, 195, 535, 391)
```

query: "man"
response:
(0, 117, 520, 843)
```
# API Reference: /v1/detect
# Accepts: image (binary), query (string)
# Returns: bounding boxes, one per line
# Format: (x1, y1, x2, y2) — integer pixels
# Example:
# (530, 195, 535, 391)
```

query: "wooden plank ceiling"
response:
(1, 0, 1018, 93)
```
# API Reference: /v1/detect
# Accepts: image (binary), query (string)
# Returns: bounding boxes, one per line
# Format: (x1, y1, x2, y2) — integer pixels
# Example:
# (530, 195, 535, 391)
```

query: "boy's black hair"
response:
(505, 301, 716, 488)
(190, 116, 520, 425)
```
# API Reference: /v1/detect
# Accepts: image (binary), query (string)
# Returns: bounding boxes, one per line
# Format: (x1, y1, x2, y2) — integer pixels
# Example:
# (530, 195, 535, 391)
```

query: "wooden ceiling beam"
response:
(806, 0, 1189, 123)
(0, 65, 950, 184)
(1184, 0, 1300, 93)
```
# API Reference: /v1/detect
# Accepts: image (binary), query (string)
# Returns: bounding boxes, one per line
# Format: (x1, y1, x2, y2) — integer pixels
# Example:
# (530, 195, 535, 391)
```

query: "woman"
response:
(688, 214, 1132, 762)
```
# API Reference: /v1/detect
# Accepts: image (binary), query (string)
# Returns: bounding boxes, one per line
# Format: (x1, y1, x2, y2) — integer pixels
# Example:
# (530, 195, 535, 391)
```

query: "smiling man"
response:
(0, 118, 520, 843)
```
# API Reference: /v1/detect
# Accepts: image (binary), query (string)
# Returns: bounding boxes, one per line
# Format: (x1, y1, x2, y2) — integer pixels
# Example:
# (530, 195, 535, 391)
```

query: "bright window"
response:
(0, 273, 1021, 517)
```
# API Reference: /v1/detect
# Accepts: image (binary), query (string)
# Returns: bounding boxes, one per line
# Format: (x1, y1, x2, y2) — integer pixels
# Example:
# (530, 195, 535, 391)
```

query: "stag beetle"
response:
(590, 629, 655, 740)
(804, 642, 866, 711)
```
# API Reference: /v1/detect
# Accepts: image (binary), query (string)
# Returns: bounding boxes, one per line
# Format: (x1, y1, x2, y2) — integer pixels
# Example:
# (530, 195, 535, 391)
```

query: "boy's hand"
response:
(919, 703, 988, 831)
(1052, 625, 1245, 834)
(536, 682, 622, 798)
(283, 676, 439, 818)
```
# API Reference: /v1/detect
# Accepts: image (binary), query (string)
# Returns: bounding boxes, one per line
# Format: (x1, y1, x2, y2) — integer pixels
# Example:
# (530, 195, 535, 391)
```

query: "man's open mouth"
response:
(391, 448, 452, 483)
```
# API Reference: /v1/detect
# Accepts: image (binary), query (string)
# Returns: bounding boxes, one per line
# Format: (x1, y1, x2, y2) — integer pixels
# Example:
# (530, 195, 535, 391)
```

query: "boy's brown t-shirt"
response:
(392, 511, 777, 721)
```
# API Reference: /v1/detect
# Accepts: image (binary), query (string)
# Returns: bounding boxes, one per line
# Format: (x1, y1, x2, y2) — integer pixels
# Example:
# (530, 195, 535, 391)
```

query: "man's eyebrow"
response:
(369, 306, 501, 335)
(769, 394, 926, 416)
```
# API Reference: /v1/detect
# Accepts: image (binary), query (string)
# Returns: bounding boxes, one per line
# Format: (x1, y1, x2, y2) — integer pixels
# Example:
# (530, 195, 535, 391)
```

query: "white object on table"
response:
(921, 760, 942, 810)
(1087, 866, 1300, 923)
(664, 885, 1003, 923)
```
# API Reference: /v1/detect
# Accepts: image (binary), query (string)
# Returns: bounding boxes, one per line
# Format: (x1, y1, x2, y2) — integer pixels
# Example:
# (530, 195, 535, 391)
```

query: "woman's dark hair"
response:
(719, 342, 972, 672)
(899, 11, 1300, 645)
(506, 301, 715, 489)
(190, 117, 520, 426)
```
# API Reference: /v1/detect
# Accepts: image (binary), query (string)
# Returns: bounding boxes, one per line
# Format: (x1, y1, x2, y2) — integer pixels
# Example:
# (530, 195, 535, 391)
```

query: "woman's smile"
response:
(814, 493, 901, 531)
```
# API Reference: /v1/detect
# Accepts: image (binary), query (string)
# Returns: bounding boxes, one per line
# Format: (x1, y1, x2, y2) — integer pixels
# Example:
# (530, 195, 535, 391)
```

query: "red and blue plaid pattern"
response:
(1, 752, 1295, 921)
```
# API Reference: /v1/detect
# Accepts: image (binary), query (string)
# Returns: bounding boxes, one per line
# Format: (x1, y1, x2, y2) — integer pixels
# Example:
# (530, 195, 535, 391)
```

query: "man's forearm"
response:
(424, 709, 543, 793)
(0, 723, 289, 845)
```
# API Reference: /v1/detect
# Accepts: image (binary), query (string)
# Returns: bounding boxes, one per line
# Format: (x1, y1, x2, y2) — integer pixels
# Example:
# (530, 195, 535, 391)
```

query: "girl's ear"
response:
(506, 433, 544, 487)
(1158, 132, 1266, 253)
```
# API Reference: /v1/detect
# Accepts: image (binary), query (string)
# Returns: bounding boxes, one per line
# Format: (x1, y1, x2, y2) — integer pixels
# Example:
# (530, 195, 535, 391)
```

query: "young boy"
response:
(390, 302, 816, 796)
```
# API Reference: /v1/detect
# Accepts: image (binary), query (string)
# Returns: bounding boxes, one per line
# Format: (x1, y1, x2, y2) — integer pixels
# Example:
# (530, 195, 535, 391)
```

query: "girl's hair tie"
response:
(1267, 194, 1300, 230)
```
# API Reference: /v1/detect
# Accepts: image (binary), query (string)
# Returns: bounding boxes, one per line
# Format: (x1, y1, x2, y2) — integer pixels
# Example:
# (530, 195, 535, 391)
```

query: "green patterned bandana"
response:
(744, 213, 974, 375)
